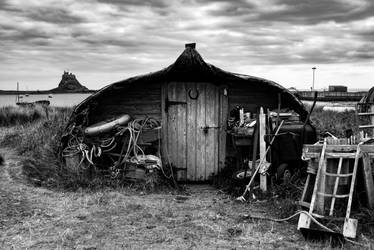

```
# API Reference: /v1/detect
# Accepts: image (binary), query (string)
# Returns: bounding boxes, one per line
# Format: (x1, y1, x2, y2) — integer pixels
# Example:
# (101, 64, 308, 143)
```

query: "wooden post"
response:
(371, 104, 374, 136)
(362, 152, 374, 208)
(218, 87, 228, 173)
(249, 117, 259, 178)
(329, 157, 343, 216)
(259, 107, 267, 192)
(316, 157, 326, 214)
(343, 146, 361, 238)
(277, 93, 281, 127)
(308, 139, 327, 215)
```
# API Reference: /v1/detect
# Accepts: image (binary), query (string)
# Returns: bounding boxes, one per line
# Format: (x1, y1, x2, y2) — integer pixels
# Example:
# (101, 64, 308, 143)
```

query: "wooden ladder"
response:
(298, 140, 361, 238)
(357, 102, 374, 138)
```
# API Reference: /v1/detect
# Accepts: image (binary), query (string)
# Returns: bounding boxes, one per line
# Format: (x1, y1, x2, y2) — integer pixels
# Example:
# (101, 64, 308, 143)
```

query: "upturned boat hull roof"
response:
(72, 45, 308, 120)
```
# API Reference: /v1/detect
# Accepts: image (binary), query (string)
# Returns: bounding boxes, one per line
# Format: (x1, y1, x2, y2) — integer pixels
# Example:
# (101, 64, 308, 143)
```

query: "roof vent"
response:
(185, 43, 196, 49)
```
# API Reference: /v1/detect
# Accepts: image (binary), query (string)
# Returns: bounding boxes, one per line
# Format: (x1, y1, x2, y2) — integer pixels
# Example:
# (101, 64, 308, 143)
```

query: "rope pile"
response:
(62, 117, 172, 179)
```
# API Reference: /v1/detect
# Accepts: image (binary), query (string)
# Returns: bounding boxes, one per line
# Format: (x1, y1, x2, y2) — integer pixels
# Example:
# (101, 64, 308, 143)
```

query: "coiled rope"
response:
(62, 117, 175, 180)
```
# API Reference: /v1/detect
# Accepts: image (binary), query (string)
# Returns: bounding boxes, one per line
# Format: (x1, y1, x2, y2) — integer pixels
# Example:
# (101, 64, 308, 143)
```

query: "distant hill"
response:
(0, 71, 96, 94)
(50, 71, 90, 93)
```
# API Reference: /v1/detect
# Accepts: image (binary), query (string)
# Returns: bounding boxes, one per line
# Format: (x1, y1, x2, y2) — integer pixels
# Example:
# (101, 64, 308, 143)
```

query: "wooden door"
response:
(162, 82, 227, 181)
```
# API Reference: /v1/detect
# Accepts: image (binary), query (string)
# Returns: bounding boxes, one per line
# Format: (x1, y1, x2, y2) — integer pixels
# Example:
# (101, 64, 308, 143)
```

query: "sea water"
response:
(0, 93, 93, 107)
(0, 94, 356, 112)
(302, 100, 356, 112)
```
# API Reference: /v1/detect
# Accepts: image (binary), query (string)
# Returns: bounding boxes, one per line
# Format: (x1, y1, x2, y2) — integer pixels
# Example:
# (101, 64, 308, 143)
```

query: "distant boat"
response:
(16, 82, 50, 107)
(48, 94, 53, 98)
(34, 100, 50, 106)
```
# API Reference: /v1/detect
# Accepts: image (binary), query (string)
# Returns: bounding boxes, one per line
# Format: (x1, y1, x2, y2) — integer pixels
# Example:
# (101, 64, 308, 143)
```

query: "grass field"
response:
(0, 104, 359, 188)
(0, 105, 372, 249)
(309, 106, 358, 137)
(0, 106, 76, 188)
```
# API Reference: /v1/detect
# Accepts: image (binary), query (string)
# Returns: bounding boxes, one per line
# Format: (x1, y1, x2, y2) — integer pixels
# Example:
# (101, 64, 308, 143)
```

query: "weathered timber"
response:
(259, 107, 267, 192)
(63, 44, 309, 182)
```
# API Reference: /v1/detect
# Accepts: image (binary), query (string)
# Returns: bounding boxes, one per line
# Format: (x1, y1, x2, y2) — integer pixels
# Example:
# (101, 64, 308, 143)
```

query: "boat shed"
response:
(63, 43, 309, 182)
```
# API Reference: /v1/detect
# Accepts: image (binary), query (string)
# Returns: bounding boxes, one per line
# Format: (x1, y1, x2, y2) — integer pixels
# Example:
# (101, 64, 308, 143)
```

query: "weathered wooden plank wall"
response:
(204, 83, 216, 180)
(90, 82, 162, 123)
(162, 82, 222, 181)
(186, 82, 197, 181)
(196, 83, 207, 181)
(218, 87, 228, 172)
(228, 83, 278, 113)
(225, 83, 280, 161)
(176, 82, 187, 180)
(87, 79, 285, 181)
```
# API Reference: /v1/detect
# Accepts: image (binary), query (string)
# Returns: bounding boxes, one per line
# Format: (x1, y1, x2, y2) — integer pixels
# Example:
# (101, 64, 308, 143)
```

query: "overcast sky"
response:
(1, 0, 374, 91)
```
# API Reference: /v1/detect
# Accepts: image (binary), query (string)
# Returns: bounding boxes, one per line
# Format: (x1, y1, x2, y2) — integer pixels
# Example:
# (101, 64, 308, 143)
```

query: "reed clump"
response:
(0, 107, 76, 188)
(0, 106, 172, 190)
(309, 106, 357, 137)
(0, 106, 48, 126)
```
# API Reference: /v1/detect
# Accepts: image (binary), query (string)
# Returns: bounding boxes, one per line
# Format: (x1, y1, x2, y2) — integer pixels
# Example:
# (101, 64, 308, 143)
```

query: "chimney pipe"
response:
(185, 43, 196, 49)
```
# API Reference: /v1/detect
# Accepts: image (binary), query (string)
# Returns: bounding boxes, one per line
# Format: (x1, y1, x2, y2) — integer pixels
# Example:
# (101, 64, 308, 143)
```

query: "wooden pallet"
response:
(298, 140, 374, 238)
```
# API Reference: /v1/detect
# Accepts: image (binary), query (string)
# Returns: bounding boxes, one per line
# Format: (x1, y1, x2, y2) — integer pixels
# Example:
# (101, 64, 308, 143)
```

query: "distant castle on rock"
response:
(51, 71, 89, 92)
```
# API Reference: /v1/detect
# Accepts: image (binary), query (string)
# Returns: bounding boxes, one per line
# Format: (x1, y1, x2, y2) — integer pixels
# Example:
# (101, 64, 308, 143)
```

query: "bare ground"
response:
(0, 148, 368, 249)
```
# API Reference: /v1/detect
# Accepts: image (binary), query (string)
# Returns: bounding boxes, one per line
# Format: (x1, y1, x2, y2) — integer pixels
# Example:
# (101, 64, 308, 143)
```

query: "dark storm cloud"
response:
(199, 0, 256, 17)
(354, 29, 374, 40)
(0, 0, 373, 90)
(205, 0, 374, 25)
(210, 5, 255, 17)
(257, 0, 374, 24)
(0, 26, 51, 41)
(196, 0, 374, 65)
(193, 0, 254, 5)
(96, 0, 172, 16)
(0, 3, 85, 25)
(26, 8, 85, 24)
(348, 45, 374, 60)
(78, 37, 142, 48)
(0, 0, 14, 11)
(0, 23, 13, 31)
(96, 0, 169, 8)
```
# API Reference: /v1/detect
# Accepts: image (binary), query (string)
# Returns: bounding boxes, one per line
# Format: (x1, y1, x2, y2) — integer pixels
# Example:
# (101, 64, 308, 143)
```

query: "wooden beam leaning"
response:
(329, 157, 343, 216)
(362, 152, 374, 208)
(371, 104, 374, 136)
(343, 144, 361, 238)
(259, 107, 267, 192)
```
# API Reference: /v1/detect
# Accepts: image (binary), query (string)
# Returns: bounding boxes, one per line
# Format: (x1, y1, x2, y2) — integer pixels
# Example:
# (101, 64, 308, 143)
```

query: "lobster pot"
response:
(63, 151, 87, 175)
(125, 164, 146, 180)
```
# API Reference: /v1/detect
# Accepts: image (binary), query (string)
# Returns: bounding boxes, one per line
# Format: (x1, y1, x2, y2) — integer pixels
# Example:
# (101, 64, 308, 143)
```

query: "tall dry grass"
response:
(0, 104, 360, 190)
(0, 105, 45, 126)
(0, 106, 170, 190)
(0, 106, 76, 188)
(308, 105, 358, 138)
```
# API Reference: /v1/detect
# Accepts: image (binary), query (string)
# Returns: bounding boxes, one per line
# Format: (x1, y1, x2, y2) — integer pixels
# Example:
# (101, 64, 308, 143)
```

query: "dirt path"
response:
(0, 148, 33, 229)
(0, 148, 343, 249)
